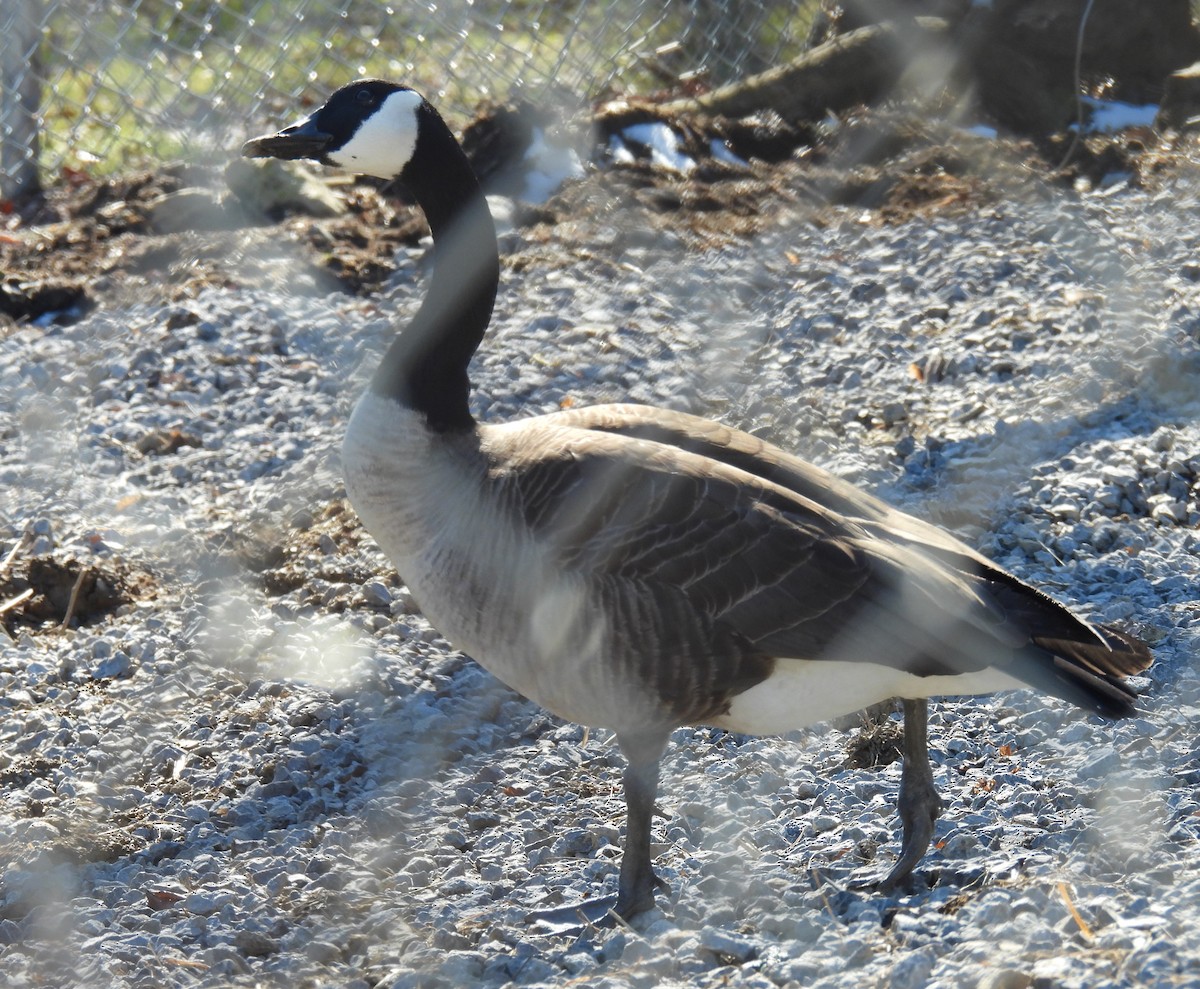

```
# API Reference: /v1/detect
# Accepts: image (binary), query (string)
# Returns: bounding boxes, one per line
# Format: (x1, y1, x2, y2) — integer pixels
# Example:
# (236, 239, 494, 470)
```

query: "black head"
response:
(242, 80, 424, 179)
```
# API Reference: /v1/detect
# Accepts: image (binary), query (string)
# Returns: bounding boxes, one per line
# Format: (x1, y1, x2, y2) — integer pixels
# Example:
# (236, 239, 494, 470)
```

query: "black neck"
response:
(370, 101, 499, 432)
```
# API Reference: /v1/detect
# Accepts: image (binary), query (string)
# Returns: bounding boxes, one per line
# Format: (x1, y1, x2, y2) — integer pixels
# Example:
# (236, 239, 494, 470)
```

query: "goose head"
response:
(243, 79, 425, 180)
(243, 80, 498, 432)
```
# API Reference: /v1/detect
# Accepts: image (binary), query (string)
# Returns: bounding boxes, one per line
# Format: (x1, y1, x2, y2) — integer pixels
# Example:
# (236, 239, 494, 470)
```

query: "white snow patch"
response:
(617, 121, 696, 174)
(710, 137, 749, 168)
(1076, 97, 1158, 134)
(521, 126, 585, 204)
(607, 134, 636, 165)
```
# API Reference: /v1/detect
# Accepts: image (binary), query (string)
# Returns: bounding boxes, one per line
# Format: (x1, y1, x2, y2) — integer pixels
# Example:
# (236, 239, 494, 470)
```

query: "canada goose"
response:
(243, 80, 1153, 920)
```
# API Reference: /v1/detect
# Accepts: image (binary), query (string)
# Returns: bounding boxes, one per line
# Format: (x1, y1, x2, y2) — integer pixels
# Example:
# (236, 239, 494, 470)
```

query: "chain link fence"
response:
(0, 0, 822, 199)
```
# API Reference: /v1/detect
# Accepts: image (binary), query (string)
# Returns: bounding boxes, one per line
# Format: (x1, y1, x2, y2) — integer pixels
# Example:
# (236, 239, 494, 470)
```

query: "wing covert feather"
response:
(488, 437, 911, 663)
(480, 407, 1151, 704)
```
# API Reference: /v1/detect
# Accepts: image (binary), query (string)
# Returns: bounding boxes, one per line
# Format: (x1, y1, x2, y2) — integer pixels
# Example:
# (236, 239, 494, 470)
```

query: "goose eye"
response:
(355, 89, 374, 106)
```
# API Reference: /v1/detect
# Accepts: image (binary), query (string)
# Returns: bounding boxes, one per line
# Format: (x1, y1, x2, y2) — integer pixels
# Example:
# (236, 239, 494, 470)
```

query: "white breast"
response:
(341, 393, 663, 732)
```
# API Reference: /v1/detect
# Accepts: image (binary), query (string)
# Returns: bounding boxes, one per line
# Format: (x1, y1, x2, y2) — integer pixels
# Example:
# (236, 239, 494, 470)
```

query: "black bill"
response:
(242, 116, 332, 161)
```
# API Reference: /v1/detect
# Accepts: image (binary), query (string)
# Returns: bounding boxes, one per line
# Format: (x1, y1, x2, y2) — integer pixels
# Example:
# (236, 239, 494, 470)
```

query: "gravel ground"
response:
(2, 167, 1199, 989)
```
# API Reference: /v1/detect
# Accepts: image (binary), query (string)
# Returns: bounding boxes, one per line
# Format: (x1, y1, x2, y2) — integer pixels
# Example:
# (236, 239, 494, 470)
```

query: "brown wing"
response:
(488, 407, 1151, 720)
(488, 430, 1034, 677)
(546, 403, 1152, 676)
(494, 442, 877, 640)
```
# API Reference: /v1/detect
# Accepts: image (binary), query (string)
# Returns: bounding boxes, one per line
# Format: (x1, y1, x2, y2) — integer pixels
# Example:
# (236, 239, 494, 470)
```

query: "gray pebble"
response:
(890, 947, 937, 989)
(698, 926, 760, 963)
(361, 580, 393, 607)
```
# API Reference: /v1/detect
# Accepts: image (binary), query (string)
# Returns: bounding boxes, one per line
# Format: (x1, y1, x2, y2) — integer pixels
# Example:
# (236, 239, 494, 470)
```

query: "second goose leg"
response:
(614, 730, 670, 918)
(526, 729, 670, 930)
(878, 697, 942, 890)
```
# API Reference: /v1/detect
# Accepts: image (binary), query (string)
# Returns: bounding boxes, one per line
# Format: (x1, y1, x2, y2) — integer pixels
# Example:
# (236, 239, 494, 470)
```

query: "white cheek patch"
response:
(328, 88, 423, 179)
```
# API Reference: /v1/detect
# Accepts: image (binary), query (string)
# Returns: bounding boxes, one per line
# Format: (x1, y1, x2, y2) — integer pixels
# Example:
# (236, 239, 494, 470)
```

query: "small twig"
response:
(1037, 539, 1065, 567)
(0, 587, 32, 642)
(60, 567, 89, 630)
(0, 537, 22, 575)
(810, 868, 841, 920)
(1057, 881, 1094, 940)
(160, 957, 209, 970)
(1055, 0, 1096, 172)
(604, 904, 639, 935)
(0, 587, 33, 616)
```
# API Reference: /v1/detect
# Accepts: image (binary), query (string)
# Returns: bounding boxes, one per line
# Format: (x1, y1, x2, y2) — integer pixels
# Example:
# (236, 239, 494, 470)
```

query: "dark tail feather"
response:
(1047, 654, 1140, 719)
(1020, 623, 1151, 720)
(1033, 624, 1153, 679)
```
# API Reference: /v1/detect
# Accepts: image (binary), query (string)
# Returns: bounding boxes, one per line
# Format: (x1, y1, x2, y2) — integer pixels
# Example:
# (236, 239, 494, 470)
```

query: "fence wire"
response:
(0, 0, 821, 198)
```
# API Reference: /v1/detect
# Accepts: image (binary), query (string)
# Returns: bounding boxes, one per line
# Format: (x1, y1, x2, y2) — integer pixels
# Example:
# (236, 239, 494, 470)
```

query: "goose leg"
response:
(614, 731, 670, 918)
(878, 697, 942, 890)
(525, 731, 669, 931)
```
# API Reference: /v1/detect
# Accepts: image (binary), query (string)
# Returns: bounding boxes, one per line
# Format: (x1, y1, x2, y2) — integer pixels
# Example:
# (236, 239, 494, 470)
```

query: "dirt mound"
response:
(0, 555, 157, 634)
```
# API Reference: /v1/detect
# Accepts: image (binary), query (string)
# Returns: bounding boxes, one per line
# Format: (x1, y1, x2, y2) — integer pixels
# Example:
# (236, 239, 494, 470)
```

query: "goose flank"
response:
(243, 80, 1153, 920)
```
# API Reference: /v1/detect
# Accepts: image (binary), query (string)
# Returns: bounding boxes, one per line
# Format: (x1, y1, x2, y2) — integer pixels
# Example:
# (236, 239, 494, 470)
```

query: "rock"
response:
(225, 157, 346, 218)
(977, 971, 1033, 989)
(304, 939, 343, 963)
(698, 927, 760, 964)
(184, 891, 220, 916)
(361, 581, 393, 607)
(1078, 746, 1121, 781)
(92, 651, 133, 680)
(1150, 498, 1187, 525)
(234, 930, 281, 957)
(891, 946, 937, 989)
(146, 188, 243, 233)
